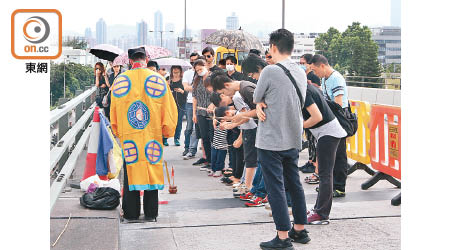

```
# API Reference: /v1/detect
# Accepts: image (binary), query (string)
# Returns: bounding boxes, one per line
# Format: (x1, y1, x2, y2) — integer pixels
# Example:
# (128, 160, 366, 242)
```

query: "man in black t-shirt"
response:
(202, 46, 221, 73)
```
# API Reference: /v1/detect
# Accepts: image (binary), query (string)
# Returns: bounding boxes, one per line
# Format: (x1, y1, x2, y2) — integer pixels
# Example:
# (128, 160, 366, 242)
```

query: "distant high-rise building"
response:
(390, 0, 401, 27)
(165, 23, 176, 54)
(226, 12, 239, 30)
(154, 11, 163, 46)
(137, 20, 148, 45)
(84, 27, 95, 48)
(96, 18, 107, 44)
(370, 26, 401, 65)
(85, 28, 92, 39)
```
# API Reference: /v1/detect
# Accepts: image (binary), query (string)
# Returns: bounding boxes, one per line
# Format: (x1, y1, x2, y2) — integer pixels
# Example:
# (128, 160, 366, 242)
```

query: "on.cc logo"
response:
(23, 16, 50, 44)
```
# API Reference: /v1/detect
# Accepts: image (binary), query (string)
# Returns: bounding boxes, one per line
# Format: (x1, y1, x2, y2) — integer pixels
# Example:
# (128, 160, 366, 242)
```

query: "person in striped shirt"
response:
(208, 107, 230, 177)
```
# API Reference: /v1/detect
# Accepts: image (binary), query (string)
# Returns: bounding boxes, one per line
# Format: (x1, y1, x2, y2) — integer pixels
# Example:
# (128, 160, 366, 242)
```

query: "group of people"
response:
(101, 27, 351, 250)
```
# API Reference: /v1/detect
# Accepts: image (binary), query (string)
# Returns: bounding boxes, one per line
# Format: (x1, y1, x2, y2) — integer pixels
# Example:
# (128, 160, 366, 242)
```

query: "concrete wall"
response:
(348, 86, 400, 106)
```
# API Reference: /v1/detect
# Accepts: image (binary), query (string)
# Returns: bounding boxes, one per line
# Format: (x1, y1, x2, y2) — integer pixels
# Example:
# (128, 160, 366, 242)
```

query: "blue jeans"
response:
(250, 163, 267, 198)
(211, 147, 227, 172)
(174, 104, 185, 141)
(258, 148, 307, 231)
(184, 103, 198, 154)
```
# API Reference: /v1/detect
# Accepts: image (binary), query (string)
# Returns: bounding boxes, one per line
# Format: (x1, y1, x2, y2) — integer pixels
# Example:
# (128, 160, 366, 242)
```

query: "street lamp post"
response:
(149, 30, 174, 48)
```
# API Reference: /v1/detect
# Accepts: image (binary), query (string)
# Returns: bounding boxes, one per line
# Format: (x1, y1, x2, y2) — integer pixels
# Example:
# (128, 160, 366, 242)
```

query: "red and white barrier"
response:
(81, 107, 108, 181)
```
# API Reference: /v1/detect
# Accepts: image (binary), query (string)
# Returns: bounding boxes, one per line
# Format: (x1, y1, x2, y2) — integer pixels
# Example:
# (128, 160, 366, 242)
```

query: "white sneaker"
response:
(233, 183, 245, 193)
(183, 152, 195, 160)
(213, 171, 222, 177)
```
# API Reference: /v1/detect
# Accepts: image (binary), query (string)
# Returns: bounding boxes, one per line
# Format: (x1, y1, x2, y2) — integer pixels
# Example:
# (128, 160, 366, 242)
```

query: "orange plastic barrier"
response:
(368, 104, 401, 179)
(346, 100, 372, 165)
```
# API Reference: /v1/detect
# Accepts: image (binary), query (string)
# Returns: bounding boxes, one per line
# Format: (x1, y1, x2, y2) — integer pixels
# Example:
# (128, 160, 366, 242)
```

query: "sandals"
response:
(223, 168, 233, 177)
(305, 173, 320, 184)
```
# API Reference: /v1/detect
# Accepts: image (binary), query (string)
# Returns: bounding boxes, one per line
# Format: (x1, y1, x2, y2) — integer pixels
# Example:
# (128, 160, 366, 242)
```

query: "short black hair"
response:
(242, 53, 268, 75)
(225, 56, 237, 64)
(249, 49, 261, 56)
(210, 92, 222, 107)
(269, 28, 294, 55)
(310, 54, 329, 66)
(214, 106, 229, 120)
(147, 60, 159, 70)
(202, 46, 215, 56)
(300, 53, 313, 64)
(190, 52, 199, 58)
(130, 52, 146, 61)
(218, 58, 227, 66)
(211, 70, 233, 91)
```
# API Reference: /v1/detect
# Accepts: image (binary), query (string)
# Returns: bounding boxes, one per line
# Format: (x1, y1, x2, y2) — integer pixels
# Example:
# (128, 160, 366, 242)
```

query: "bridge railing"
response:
(50, 86, 97, 211)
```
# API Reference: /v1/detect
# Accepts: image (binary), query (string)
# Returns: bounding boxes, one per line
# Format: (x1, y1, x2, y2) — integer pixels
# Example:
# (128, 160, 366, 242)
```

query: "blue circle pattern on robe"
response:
(145, 140, 163, 164)
(145, 75, 167, 98)
(112, 75, 131, 98)
(123, 140, 138, 164)
(127, 101, 150, 129)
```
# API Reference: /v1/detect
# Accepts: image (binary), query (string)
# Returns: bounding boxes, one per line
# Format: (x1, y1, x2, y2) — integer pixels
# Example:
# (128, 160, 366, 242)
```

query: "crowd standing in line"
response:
(101, 27, 351, 250)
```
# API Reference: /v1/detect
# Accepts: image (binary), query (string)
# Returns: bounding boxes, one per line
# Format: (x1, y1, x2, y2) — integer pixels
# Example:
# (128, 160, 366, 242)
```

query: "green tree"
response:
(63, 37, 87, 50)
(315, 22, 381, 77)
(314, 27, 341, 66)
(50, 62, 94, 107)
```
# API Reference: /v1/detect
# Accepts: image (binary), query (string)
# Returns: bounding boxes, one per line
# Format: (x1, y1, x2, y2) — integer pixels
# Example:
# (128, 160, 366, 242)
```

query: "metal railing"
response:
(50, 86, 97, 211)
(344, 75, 401, 89)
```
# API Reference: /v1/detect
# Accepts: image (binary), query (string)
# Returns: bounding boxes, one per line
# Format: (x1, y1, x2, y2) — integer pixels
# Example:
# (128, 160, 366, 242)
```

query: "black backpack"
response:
(323, 72, 358, 138)
(80, 187, 121, 210)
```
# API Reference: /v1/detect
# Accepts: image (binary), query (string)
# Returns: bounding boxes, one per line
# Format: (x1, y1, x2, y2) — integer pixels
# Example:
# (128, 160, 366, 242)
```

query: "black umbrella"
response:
(89, 44, 124, 61)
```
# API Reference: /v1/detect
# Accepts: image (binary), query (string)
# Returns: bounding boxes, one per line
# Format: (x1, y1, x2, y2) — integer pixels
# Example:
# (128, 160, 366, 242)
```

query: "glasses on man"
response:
(205, 54, 212, 58)
(266, 55, 272, 59)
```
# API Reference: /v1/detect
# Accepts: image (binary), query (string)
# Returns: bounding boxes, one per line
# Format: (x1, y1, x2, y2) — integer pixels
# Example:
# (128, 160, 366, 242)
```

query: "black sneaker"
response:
(288, 225, 311, 244)
(298, 161, 308, 171)
(260, 234, 294, 250)
(333, 189, 346, 198)
(182, 149, 189, 156)
(200, 164, 210, 171)
(143, 216, 157, 222)
(193, 158, 207, 166)
(300, 162, 315, 173)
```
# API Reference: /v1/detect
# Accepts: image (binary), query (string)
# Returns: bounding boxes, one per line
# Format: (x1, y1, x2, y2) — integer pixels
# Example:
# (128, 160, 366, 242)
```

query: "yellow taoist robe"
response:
(110, 67, 177, 191)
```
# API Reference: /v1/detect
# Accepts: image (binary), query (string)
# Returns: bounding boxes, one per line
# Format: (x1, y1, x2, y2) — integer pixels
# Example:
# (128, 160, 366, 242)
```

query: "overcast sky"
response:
(43, 0, 395, 35)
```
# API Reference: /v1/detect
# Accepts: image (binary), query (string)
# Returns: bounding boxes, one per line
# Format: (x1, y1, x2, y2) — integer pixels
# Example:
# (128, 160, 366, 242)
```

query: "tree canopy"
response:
(50, 62, 94, 107)
(315, 22, 381, 77)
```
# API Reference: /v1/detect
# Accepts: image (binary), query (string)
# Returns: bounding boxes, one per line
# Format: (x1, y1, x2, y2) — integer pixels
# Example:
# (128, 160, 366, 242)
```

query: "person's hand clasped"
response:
(193, 115, 197, 124)
(233, 138, 242, 148)
(256, 103, 267, 122)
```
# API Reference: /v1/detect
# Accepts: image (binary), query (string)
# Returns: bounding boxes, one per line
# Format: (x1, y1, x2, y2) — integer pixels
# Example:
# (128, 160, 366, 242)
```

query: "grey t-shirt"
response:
(253, 58, 307, 151)
(233, 92, 257, 130)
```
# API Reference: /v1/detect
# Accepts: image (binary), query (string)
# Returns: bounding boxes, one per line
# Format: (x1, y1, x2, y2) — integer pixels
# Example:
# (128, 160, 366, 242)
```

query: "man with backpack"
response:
(309, 54, 349, 198)
(253, 29, 310, 249)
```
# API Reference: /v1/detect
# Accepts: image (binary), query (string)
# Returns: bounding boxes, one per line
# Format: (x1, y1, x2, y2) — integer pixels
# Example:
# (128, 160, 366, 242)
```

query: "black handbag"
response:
(323, 73, 358, 138)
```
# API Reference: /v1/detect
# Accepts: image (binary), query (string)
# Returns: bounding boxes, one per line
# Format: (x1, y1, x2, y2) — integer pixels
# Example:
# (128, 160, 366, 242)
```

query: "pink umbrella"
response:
(113, 45, 171, 66)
